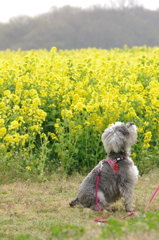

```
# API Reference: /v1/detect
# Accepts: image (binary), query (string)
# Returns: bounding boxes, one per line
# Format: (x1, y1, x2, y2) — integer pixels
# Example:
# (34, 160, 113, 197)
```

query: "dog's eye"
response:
(118, 127, 129, 135)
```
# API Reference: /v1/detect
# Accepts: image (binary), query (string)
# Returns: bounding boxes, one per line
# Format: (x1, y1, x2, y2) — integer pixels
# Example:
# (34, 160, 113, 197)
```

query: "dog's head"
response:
(102, 122, 137, 155)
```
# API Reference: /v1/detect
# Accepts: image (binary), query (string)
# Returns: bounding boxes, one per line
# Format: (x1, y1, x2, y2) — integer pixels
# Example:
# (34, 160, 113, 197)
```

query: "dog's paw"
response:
(106, 206, 117, 212)
(69, 198, 79, 207)
(125, 207, 134, 212)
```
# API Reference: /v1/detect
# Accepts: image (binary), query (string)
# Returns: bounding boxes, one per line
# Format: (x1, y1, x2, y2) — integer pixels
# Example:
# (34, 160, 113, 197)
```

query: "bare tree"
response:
(108, 0, 140, 9)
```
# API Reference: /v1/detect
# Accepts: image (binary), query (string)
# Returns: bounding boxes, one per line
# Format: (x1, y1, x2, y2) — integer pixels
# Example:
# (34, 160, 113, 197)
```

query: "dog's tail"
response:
(69, 198, 79, 207)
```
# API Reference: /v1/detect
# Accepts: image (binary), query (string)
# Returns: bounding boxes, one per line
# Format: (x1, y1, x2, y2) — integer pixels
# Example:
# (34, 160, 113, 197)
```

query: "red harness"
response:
(104, 158, 121, 173)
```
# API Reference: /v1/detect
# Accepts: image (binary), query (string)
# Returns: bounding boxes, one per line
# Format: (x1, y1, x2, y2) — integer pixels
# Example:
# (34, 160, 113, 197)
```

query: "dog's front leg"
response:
(122, 187, 134, 212)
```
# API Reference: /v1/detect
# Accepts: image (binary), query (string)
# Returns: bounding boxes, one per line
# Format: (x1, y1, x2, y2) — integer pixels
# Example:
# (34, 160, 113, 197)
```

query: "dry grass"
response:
(0, 170, 159, 240)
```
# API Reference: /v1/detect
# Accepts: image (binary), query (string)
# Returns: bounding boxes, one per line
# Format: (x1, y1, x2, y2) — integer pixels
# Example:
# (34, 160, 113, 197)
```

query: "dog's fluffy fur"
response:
(70, 122, 139, 212)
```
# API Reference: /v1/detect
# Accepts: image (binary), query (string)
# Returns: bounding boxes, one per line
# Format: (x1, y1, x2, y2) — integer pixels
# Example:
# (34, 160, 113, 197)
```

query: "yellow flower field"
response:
(0, 47, 159, 175)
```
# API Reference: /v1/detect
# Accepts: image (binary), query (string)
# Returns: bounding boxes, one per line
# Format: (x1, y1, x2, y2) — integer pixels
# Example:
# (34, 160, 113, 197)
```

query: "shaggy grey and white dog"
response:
(70, 122, 139, 212)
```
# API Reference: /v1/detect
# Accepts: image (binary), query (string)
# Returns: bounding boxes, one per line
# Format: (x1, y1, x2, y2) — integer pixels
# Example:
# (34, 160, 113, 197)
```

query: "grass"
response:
(0, 169, 159, 240)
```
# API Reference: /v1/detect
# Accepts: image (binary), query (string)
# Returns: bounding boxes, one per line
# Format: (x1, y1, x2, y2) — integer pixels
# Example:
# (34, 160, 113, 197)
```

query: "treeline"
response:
(0, 5, 159, 50)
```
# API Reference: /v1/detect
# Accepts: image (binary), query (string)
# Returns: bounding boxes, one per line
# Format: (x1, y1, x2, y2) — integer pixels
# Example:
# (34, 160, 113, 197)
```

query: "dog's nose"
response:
(127, 122, 134, 127)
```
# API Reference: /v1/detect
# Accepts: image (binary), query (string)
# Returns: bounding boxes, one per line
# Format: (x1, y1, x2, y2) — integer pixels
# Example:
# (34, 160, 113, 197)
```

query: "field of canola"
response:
(0, 47, 159, 175)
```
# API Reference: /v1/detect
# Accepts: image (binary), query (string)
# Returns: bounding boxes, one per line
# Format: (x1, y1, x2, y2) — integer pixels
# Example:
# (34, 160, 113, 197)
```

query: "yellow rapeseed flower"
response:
(30, 125, 39, 131)
(0, 127, 6, 138)
(48, 132, 58, 140)
(9, 120, 20, 130)
(26, 166, 32, 171)
(4, 90, 11, 98)
(32, 98, 41, 107)
(13, 105, 20, 111)
(41, 133, 46, 139)
(74, 102, 84, 111)
(4, 134, 14, 143)
(144, 131, 152, 143)
(36, 109, 47, 120)
(143, 143, 150, 149)
(0, 78, 4, 85)
(13, 133, 20, 144)
(0, 119, 5, 126)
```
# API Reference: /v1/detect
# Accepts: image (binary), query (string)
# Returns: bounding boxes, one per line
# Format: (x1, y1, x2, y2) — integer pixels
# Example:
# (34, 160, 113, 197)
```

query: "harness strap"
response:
(105, 158, 120, 173)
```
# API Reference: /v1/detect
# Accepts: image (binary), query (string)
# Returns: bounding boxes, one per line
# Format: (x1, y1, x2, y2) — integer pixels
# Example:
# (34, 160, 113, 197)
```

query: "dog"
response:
(69, 122, 139, 212)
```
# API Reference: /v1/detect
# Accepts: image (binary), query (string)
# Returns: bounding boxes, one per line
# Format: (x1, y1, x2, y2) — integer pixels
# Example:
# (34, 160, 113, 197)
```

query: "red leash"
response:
(94, 159, 159, 223)
(144, 185, 159, 211)
(123, 184, 159, 219)
(94, 171, 108, 223)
